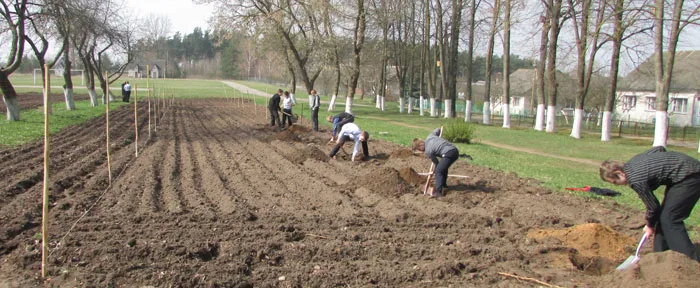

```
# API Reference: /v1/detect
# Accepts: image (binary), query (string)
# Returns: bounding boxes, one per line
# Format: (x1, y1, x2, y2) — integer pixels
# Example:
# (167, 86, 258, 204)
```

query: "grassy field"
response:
(2, 75, 698, 232)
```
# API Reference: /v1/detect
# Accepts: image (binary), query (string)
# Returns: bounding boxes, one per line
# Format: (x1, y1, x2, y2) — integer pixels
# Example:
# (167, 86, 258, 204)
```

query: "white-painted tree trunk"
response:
(345, 96, 353, 114)
(601, 111, 612, 141)
(290, 93, 296, 105)
(546, 105, 556, 133)
(407, 97, 413, 114)
(376, 94, 381, 108)
(444, 99, 452, 118)
(597, 111, 602, 126)
(570, 108, 584, 139)
(419, 95, 425, 116)
(88, 89, 99, 107)
(652, 111, 668, 147)
(328, 94, 337, 111)
(502, 104, 511, 128)
(465, 100, 473, 122)
(3, 96, 19, 121)
(483, 101, 491, 125)
(63, 87, 75, 110)
(380, 96, 385, 111)
(535, 104, 545, 131)
(429, 98, 436, 117)
(399, 97, 404, 113)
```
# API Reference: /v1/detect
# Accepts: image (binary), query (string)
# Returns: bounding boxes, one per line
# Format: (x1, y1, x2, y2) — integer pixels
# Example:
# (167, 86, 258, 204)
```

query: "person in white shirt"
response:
(310, 89, 321, 131)
(328, 122, 369, 162)
(123, 81, 132, 102)
(281, 91, 295, 128)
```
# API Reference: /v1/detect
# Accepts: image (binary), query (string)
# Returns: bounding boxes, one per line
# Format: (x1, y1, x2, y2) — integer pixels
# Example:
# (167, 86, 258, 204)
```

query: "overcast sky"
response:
(126, 0, 214, 35)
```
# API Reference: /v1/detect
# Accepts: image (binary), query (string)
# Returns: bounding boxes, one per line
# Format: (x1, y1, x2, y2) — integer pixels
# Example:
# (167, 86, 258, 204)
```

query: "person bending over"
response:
(326, 112, 354, 142)
(412, 128, 459, 198)
(328, 122, 369, 162)
(600, 146, 700, 261)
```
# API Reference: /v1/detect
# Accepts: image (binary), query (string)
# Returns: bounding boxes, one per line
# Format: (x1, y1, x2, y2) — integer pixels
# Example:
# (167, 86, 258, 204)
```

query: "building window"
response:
(646, 97, 656, 111)
(622, 95, 636, 110)
(511, 96, 522, 107)
(671, 98, 688, 113)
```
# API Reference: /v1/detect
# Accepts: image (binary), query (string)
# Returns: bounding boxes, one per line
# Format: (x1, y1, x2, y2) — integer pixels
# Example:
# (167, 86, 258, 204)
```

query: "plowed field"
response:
(0, 98, 697, 287)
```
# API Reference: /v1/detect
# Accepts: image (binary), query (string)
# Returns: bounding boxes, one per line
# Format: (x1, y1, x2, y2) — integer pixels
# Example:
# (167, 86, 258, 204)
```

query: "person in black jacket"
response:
(326, 112, 354, 142)
(412, 128, 459, 198)
(600, 146, 700, 261)
(268, 89, 283, 129)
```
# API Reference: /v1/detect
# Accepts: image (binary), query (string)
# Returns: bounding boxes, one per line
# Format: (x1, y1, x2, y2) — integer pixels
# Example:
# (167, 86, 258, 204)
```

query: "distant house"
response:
(489, 68, 577, 116)
(616, 50, 700, 126)
(126, 64, 144, 78)
(150, 64, 163, 79)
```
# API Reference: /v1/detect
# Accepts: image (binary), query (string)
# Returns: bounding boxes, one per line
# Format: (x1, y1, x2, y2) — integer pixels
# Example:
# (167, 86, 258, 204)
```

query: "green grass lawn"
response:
(2, 76, 698, 234)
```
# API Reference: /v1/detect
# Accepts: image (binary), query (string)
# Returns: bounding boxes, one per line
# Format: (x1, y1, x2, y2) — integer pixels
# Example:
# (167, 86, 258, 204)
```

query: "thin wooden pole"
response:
(134, 84, 139, 157)
(105, 72, 112, 184)
(147, 65, 151, 138)
(41, 64, 50, 278)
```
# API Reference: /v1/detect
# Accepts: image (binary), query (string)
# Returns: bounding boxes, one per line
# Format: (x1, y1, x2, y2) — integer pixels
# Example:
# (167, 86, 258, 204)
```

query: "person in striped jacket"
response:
(600, 146, 700, 261)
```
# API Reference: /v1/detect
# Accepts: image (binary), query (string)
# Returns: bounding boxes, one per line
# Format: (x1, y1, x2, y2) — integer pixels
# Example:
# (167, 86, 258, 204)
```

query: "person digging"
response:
(327, 112, 355, 143)
(600, 146, 700, 262)
(412, 128, 466, 198)
(327, 122, 369, 162)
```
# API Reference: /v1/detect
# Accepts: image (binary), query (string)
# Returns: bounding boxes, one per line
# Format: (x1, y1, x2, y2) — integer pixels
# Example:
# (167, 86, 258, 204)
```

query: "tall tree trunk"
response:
(483, 0, 500, 125)
(447, 0, 463, 118)
(346, 0, 367, 115)
(545, 0, 562, 133)
(535, 10, 550, 131)
(602, 0, 624, 142)
(464, 0, 477, 122)
(420, 0, 431, 116)
(652, 0, 684, 147)
(0, 72, 20, 121)
(502, 0, 512, 128)
(63, 36, 75, 111)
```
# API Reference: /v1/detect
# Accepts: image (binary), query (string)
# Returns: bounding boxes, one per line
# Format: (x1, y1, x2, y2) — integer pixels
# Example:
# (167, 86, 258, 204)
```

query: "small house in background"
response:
(616, 50, 700, 126)
(126, 64, 144, 78)
(492, 68, 577, 116)
(150, 64, 163, 79)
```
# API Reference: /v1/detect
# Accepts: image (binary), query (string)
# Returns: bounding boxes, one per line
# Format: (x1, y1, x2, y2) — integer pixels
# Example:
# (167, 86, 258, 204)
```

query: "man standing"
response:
(326, 112, 355, 142)
(310, 89, 321, 131)
(328, 122, 369, 162)
(268, 89, 282, 129)
(123, 81, 131, 102)
(600, 146, 700, 261)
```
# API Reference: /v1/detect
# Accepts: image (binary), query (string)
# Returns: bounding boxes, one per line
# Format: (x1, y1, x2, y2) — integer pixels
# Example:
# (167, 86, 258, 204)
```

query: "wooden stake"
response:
(423, 126, 444, 195)
(134, 84, 139, 157)
(105, 72, 112, 184)
(497, 272, 563, 288)
(147, 65, 151, 139)
(41, 64, 50, 278)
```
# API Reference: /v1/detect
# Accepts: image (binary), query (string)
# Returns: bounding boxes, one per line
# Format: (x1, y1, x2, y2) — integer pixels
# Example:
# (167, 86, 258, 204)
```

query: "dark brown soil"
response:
(0, 98, 697, 287)
(0, 92, 91, 111)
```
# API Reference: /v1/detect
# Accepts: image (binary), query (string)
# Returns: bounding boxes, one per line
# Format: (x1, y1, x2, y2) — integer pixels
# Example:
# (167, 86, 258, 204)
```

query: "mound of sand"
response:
(390, 149, 415, 159)
(276, 125, 311, 142)
(362, 167, 414, 197)
(398, 167, 426, 186)
(284, 145, 328, 165)
(609, 250, 700, 287)
(527, 223, 636, 260)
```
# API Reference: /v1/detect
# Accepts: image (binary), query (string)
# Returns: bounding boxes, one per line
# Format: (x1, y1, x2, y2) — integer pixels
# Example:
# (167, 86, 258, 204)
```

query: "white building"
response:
(616, 51, 700, 127)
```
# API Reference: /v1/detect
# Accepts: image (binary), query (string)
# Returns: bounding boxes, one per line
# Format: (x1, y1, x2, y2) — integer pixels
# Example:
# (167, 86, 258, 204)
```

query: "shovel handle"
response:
(634, 234, 647, 257)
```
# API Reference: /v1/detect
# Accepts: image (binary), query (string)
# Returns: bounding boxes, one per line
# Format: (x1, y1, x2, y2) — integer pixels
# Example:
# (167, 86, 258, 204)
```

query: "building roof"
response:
(618, 50, 700, 92)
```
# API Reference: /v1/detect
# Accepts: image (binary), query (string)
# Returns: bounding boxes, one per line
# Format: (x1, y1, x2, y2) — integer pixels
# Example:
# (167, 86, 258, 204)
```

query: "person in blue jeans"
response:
(412, 128, 459, 198)
(326, 112, 354, 142)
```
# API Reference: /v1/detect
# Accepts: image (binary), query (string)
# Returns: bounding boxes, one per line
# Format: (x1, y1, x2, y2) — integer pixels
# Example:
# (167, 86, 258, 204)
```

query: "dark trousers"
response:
(269, 109, 281, 127)
(328, 135, 369, 159)
(124, 91, 131, 102)
(434, 148, 459, 194)
(282, 108, 293, 127)
(654, 173, 700, 261)
(311, 108, 319, 131)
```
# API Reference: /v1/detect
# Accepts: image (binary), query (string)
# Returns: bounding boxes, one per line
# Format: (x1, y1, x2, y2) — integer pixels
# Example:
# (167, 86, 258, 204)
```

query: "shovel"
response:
(616, 233, 647, 271)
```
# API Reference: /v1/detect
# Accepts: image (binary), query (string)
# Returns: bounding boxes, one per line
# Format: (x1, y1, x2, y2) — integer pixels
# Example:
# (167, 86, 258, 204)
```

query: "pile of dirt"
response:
(285, 144, 329, 165)
(398, 167, 426, 186)
(276, 125, 311, 142)
(362, 167, 414, 197)
(610, 250, 700, 287)
(390, 149, 415, 159)
(527, 223, 636, 260)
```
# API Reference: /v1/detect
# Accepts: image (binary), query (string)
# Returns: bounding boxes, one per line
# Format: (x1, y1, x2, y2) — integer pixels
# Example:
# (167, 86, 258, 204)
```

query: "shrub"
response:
(443, 120, 476, 144)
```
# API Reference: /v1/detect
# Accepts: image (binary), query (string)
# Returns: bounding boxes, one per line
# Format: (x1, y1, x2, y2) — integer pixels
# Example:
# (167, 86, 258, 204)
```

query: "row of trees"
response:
(0, 0, 136, 121)
(200, 0, 698, 146)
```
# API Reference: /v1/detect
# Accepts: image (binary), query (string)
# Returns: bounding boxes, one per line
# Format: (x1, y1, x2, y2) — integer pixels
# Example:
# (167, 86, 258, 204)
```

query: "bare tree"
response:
(483, 0, 500, 125)
(502, 0, 511, 128)
(463, 0, 479, 122)
(544, 0, 565, 133)
(534, 11, 550, 131)
(0, 0, 28, 121)
(345, 0, 367, 114)
(651, 0, 698, 147)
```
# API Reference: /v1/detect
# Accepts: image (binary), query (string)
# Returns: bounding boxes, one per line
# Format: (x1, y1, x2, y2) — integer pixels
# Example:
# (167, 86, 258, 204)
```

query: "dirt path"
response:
(1, 98, 697, 287)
